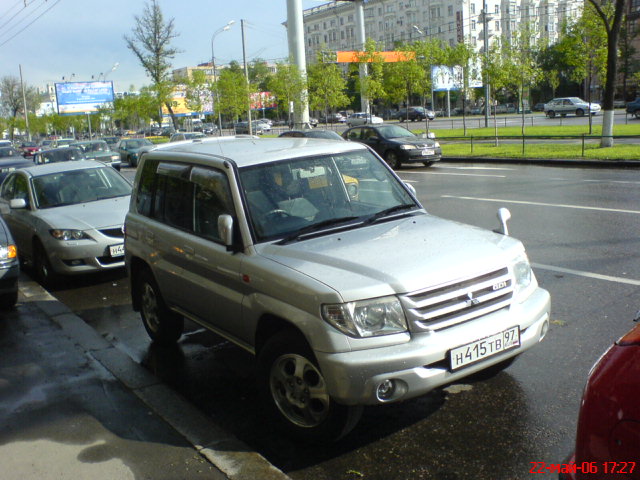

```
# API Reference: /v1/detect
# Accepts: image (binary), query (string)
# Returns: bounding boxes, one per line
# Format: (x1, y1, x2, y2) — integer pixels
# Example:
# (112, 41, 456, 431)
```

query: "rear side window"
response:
(135, 159, 233, 243)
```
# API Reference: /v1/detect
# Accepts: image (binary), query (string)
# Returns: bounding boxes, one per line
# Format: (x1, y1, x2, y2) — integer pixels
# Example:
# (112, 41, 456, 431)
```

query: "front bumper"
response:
(400, 147, 442, 164)
(316, 286, 550, 405)
(0, 260, 19, 294)
(43, 232, 125, 275)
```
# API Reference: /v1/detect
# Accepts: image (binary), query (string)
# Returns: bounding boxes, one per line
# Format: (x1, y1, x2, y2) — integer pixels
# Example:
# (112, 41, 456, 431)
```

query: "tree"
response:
(216, 68, 251, 123)
(249, 59, 274, 92)
(113, 90, 159, 130)
(383, 43, 431, 113)
(124, 0, 181, 128)
(307, 51, 350, 119)
(267, 61, 307, 123)
(180, 70, 211, 117)
(0, 75, 40, 117)
(353, 38, 386, 113)
(588, 0, 628, 147)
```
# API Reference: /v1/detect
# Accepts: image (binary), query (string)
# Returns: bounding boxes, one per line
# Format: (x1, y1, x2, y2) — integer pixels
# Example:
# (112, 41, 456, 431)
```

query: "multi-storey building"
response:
(302, 0, 583, 61)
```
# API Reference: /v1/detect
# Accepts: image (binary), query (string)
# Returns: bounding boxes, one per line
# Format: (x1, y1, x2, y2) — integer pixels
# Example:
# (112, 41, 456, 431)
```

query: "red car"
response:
(560, 320, 640, 480)
(19, 141, 40, 158)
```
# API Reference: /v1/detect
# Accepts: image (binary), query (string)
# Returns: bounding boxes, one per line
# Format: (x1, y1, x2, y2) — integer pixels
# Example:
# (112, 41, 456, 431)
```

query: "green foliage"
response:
(181, 70, 211, 115)
(217, 69, 251, 121)
(307, 50, 350, 114)
(266, 61, 307, 119)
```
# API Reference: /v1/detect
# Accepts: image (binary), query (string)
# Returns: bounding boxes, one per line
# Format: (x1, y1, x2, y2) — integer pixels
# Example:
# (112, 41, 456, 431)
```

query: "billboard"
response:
(161, 87, 213, 117)
(55, 81, 115, 115)
(432, 65, 483, 91)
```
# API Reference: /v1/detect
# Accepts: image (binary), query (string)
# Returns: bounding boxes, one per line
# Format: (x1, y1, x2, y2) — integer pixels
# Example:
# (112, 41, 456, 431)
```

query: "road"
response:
(45, 163, 640, 480)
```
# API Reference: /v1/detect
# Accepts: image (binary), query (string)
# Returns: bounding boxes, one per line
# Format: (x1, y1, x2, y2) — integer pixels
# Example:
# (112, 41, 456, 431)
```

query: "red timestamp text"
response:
(529, 461, 636, 475)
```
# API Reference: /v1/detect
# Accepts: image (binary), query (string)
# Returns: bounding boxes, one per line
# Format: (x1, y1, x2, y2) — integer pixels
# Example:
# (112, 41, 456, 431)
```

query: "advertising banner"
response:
(55, 81, 114, 115)
(432, 65, 483, 91)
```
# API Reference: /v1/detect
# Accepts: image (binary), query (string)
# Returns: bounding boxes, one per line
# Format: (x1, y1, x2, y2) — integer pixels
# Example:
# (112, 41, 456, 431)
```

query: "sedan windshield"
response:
(33, 167, 132, 208)
(239, 149, 419, 242)
(375, 124, 416, 139)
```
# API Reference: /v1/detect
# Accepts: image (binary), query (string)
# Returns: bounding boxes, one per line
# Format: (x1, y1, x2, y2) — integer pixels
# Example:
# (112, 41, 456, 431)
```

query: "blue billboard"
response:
(55, 81, 115, 115)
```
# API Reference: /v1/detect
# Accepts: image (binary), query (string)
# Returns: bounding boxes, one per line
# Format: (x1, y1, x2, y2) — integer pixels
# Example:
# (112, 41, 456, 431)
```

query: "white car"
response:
(544, 97, 601, 118)
(0, 161, 132, 285)
(346, 112, 384, 127)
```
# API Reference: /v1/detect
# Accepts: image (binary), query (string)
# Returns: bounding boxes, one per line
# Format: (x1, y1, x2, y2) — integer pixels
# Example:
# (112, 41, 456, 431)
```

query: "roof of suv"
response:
(144, 136, 366, 168)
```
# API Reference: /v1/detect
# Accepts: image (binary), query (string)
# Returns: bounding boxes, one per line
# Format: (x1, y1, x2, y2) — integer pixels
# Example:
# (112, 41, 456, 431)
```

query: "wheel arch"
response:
(255, 314, 309, 357)
(129, 256, 152, 312)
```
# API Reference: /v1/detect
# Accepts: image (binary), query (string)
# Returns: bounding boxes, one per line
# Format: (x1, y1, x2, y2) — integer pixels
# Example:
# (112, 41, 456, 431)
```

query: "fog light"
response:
(540, 319, 549, 341)
(376, 379, 396, 401)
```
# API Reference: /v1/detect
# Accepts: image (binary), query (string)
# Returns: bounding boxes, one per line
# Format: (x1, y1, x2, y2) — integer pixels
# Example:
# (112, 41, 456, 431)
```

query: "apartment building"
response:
(302, 0, 583, 61)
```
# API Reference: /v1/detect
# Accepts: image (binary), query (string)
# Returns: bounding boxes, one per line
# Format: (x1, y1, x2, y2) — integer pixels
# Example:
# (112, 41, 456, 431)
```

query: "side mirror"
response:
(495, 207, 511, 235)
(10, 198, 27, 209)
(217, 214, 235, 250)
(404, 182, 417, 197)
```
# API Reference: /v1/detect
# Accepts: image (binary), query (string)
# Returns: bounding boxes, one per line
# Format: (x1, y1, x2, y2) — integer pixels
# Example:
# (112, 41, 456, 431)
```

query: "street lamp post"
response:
(211, 21, 235, 134)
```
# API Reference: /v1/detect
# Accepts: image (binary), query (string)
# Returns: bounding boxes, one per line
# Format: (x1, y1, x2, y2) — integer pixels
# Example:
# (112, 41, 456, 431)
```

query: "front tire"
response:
(258, 331, 362, 442)
(137, 269, 184, 345)
(384, 150, 402, 169)
(576, 108, 584, 117)
(33, 240, 58, 287)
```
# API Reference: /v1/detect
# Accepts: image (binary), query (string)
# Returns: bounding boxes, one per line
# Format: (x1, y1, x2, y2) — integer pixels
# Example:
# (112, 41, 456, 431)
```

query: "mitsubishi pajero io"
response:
(125, 136, 550, 441)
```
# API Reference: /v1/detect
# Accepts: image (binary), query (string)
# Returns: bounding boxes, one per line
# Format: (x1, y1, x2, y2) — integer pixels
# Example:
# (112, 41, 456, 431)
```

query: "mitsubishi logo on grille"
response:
(466, 292, 481, 307)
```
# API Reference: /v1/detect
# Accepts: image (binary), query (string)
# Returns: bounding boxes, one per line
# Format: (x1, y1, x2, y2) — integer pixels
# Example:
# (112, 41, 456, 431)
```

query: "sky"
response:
(0, 0, 324, 94)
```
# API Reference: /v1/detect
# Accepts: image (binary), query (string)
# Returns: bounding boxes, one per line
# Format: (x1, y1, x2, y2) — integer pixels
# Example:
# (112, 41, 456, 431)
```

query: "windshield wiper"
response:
(277, 216, 359, 245)
(363, 203, 418, 225)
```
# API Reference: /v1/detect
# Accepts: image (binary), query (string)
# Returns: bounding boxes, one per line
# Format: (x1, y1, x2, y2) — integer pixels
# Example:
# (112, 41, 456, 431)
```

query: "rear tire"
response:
(258, 330, 362, 442)
(137, 269, 184, 345)
(547, 110, 555, 118)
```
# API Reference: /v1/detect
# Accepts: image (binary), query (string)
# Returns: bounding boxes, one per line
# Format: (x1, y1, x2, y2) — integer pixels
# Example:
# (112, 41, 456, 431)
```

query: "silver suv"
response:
(125, 137, 550, 441)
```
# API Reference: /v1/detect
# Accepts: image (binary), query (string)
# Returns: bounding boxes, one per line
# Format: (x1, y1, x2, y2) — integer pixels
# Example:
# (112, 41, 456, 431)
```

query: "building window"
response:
(449, 22, 453, 31)
(495, 5, 499, 13)
(471, 3, 476, 14)
(448, 5, 453, 15)
(471, 20, 476, 30)
(495, 20, 500, 30)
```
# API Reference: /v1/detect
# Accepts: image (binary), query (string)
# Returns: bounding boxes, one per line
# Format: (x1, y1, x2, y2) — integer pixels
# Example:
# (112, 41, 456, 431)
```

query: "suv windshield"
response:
(239, 149, 419, 242)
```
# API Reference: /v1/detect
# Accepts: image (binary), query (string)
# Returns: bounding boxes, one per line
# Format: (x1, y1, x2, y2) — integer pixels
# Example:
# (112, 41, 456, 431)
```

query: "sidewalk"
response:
(442, 156, 640, 168)
(0, 274, 289, 480)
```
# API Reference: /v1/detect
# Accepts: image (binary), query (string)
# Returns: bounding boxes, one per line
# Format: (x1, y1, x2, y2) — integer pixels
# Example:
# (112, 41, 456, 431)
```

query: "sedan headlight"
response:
(111, 154, 120, 161)
(512, 252, 534, 296)
(399, 144, 418, 150)
(50, 229, 90, 241)
(322, 296, 407, 337)
(433, 142, 440, 148)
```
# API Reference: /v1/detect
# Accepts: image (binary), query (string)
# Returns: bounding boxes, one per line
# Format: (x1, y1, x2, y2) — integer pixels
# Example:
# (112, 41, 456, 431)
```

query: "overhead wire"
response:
(0, 0, 64, 48)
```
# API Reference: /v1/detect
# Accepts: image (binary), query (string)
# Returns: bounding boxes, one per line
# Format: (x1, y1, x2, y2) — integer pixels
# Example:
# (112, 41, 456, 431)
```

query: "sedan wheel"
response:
(385, 150, 402, 169)
(576, 109, 585, 117)
(547, 110, 555, 118)
(33, 240, 58, 287)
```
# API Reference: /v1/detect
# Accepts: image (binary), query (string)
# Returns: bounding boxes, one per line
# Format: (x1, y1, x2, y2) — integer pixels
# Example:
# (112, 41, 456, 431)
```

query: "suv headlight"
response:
(512, 252, 534, 297)
(322, 296, 407, 337)
(50, 229, 90, 241)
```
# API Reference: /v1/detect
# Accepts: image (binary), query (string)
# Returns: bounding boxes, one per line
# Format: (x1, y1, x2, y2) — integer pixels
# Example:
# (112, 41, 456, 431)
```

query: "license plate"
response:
(450, 327, 520, 370)
(109, 244, 125, 257)
(421, 149, 434, 156)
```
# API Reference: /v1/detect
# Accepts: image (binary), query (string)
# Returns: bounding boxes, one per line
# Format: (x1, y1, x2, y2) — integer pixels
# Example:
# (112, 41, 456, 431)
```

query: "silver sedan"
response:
(0, 161, 131, 285)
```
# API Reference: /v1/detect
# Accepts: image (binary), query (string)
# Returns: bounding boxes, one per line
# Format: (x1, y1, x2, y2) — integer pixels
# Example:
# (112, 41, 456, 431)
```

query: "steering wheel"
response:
(264, 209, 291, 219)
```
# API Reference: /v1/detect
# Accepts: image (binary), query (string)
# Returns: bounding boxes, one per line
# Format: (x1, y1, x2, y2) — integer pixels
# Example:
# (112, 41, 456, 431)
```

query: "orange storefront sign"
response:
(335, 51, 416, 63)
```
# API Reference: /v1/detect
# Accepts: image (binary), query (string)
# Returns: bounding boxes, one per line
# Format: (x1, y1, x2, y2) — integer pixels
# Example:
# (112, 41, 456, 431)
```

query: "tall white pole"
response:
(286, 0, 310, 128)
(19, 65, 31, 141)
(354, 0, 369, 115)
(241, 19, 253, 135)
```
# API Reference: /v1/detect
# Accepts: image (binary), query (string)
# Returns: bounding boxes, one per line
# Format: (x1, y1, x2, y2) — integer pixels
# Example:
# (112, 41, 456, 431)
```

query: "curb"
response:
(18, 275, 290, 480)
(442, 157, 640, 168)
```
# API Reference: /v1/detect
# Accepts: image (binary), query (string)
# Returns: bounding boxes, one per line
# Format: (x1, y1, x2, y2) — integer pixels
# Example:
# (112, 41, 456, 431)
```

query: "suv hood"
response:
(257, 213, 522, 301)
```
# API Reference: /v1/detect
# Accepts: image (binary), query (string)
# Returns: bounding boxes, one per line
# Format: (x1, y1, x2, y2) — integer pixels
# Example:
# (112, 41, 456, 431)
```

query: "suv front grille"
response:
(401, 267, 514, 331)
